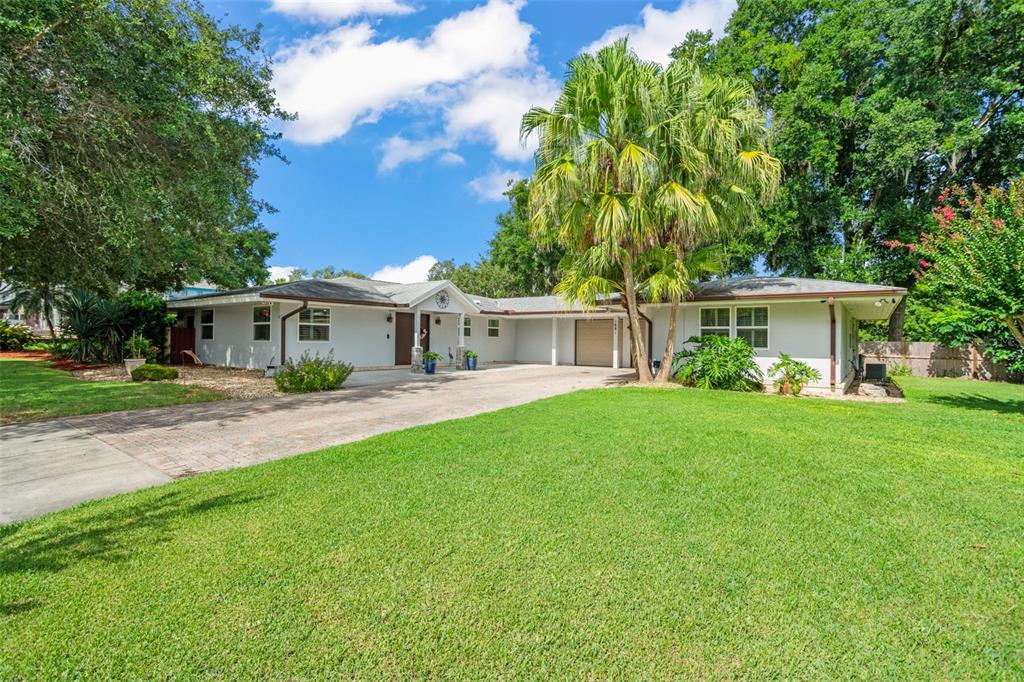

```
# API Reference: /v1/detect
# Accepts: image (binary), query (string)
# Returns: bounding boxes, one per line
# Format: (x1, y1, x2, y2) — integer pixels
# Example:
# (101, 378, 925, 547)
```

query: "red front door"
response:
(170, 327, 196, 365)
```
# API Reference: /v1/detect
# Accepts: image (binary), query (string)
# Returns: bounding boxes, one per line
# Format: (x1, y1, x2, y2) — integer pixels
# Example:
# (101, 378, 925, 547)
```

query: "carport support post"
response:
(457, 313, 466, 369)
(828, 296, 836, 392)
(411, 305, 423, 373)
(612, 318, 620, 369)
(550, 317, 558, 366)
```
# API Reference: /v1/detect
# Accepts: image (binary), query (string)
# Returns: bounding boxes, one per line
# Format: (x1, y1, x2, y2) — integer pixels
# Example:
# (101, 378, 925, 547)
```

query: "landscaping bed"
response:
(64, 362, 277, 399)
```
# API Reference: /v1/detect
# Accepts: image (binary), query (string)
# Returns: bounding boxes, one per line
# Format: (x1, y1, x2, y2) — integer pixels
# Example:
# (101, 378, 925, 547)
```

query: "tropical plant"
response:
(523, 40, 778, 383)
(124, 331, 151, 359)
(464, 350, 479, 358)
(422, 351, 443, 362)
(117, 291, 175, 360)
(131, 364, 179, 382)
(0, 320, 35, 350)
(2, 281, 60, 337)
(766, 353, 823, 395)
(672, 335, 763, 391)
(275, 351, 353, 393)
(57, 290, 125, 363)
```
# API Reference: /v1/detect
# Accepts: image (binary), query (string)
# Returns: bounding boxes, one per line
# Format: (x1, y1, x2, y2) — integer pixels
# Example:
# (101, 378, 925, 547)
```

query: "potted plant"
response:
(465, 350, 478, 370)
(123, 331, 150, 376)
(766, 353, 822, 395)
(422, 350, 443, 374)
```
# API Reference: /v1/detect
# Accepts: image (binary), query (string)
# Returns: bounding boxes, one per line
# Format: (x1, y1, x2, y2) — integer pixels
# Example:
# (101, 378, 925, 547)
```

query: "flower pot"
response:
(424, 359, 437, 374)
(466, 356, 477, 370)
(124, 358, 146, 376)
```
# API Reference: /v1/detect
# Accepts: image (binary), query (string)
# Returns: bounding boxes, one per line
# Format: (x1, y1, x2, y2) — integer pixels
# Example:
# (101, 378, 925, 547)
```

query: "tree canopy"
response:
(698, 0, 1023, 337)
(0, 0, 288, 294)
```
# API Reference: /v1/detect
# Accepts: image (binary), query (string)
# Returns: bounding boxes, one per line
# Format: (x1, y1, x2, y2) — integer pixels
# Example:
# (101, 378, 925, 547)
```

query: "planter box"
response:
(124, 358, 146, 376)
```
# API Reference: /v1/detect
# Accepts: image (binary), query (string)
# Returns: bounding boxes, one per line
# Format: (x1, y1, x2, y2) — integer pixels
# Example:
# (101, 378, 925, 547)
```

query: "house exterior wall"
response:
(194, 302, 281, 370)
(513, 318, 577, 364)
(645, 300, 835, 387)
(462, 315, 516, 363)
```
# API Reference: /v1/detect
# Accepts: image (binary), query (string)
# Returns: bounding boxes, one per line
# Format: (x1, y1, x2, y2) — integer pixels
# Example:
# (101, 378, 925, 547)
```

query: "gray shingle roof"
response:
(169, 279, 396, 306)
(690, 277, 906, 299)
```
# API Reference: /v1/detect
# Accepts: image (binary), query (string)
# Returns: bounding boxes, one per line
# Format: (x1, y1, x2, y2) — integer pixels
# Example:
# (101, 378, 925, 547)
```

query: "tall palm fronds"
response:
(523, 39, 779, 382)
(4, 282, 61, 337)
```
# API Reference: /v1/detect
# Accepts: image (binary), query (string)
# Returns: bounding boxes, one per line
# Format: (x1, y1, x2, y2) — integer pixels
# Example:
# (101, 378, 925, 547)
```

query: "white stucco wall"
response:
(462, 314, 517, 363)
(645, 300, 837, 387)
(513, 318, 578, 364)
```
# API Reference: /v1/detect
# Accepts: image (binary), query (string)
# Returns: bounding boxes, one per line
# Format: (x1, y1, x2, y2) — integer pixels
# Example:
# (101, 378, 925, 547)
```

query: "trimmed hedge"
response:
(131, 364, 179, 382)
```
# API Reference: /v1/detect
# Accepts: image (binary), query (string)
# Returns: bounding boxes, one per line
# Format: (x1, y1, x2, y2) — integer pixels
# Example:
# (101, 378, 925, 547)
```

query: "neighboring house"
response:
(164, 282, 220, 301)
(166, 276, 905, 390)
(0, 287, 60, 337)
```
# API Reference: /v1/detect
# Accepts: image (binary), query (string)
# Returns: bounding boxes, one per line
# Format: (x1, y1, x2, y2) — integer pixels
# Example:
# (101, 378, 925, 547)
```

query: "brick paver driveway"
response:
(1, 365, 631, 522)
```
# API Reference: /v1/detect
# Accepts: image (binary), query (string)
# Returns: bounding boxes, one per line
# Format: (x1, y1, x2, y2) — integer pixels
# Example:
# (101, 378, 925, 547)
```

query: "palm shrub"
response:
(672, 335, 763, 391)
(766, 353, 823, 395)
(275, 351, 354, 393)
(57, 290, 126, 362)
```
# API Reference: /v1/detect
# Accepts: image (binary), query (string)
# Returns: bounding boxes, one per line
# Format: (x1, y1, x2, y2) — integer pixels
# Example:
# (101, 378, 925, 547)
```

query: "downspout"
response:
(828, 297, 836, 391)
(279, 301, 308, 365)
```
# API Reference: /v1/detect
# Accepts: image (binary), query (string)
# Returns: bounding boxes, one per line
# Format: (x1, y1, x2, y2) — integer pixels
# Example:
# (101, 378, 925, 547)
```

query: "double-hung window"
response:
(487, 319, 500, 338)
(298, 307, 330, 341)
(253, 306, 271, 341)
(463, 316, 472, 337)
(699, 308, 730, 337)
(200, 309, 214, 340)
(736, 306, 769, 349)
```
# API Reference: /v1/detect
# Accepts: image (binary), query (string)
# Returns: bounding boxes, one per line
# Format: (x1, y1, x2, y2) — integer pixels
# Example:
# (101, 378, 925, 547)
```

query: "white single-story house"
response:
(166, 275, 905, 390)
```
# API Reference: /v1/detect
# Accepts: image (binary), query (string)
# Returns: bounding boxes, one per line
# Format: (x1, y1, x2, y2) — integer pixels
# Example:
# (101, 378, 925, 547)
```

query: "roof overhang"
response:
(259, 293, 399, 308)
(405, 281, 482, 314)
(680, 288, 907, 303)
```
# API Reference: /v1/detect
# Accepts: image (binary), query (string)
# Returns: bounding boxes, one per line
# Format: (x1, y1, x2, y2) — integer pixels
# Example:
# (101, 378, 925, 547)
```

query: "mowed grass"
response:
(1, 378, 1022, 679)
(0, 359, 224, 423)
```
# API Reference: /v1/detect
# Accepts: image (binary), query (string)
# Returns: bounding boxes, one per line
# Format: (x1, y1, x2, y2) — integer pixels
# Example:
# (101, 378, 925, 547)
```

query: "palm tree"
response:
(5, 281, 61, 337)
(522, 40, 779, 382)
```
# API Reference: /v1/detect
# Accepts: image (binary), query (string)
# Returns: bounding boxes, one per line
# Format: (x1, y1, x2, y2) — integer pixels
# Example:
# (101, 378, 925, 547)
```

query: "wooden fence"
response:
(859, 341, 1013, 381)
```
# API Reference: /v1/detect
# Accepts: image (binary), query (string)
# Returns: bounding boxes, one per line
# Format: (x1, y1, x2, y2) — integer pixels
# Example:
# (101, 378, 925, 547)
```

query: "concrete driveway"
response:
(1, 364, 631, 523)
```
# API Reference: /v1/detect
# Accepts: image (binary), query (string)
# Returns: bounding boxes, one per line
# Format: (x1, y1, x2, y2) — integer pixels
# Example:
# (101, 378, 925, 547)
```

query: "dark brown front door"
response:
(420, 313, 430, 353)
(170, 327, 196, 365)
(395, 312, 413, 364)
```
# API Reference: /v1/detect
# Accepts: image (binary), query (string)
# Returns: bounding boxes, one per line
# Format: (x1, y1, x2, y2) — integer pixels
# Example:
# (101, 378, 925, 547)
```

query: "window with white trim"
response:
(463, 316, 471, 337)
(200, 309, 214, 340)
(736, 306, 769, 349)
(487, 318, 500, 337)
(298, 307, 330, 341)
(253, 305, 271, 341)
(699, 307, 730, 337)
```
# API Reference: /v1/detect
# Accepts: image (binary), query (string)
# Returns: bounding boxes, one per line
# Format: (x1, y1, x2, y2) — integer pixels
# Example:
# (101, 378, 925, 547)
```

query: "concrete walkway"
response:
(1, 364, 631, 523)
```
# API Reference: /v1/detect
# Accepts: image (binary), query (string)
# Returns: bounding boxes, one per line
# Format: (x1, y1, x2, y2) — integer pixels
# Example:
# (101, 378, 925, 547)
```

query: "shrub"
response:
(766, 353, 823, 395)
(275, 351, 353, 393)
(672, 335, 763, 391)
(0, 320, 35, 350)
(464, 350, 479, 358)
(422, 350, 443, 362)
(888, 362, 912, 377)
(131, 364, 179, 382)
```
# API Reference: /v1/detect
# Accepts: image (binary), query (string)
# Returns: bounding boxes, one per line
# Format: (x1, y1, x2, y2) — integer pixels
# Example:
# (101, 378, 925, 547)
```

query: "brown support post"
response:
(279, 301, 308, 365)
(828, 296, 836, 391)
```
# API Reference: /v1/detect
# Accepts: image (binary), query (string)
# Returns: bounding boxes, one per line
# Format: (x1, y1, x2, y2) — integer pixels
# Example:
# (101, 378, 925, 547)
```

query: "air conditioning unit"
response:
(864, 363, 887, 381)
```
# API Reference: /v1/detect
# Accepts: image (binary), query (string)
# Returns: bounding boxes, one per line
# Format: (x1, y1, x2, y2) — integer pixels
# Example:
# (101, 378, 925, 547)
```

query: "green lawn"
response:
(1, 377, 1021, 678)
(0, 359, 224, 423)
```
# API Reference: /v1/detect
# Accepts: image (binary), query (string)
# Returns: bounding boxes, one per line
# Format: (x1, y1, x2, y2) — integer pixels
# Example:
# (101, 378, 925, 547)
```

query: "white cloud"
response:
(582, 0, 736, 65)
(274, 0, 535, 145)
(268, 265, 299, 281)
(438, 151, 465, 165)
(468, 168, 524, 201)
(272, 0, 558, 169)
(270, 0, 416, 22)
(371, 255, 438, 283)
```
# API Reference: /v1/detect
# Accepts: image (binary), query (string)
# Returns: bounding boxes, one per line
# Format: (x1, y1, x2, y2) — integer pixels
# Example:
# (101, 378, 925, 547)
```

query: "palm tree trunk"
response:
(654, 294, 680, 382)
(622, 258, 653, 382)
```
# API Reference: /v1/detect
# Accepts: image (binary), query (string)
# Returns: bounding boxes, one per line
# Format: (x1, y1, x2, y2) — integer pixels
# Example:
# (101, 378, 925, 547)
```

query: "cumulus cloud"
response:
(270, 0, 417, 22)
(371, 255, 438, 283)
(268, 265, 300, 281)
(468, 168, 524, 201)
(272, 0, 557, 169)
(582, 0, 736, 65)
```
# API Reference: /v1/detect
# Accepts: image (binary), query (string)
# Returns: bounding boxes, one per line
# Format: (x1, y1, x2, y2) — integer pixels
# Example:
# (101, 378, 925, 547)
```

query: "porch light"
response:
(435, 316, 441, 325)
(386, 313, 393, 323)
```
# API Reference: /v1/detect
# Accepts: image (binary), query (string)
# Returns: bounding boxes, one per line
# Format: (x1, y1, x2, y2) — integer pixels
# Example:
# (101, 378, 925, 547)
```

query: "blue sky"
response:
(205, 0, 735, 282)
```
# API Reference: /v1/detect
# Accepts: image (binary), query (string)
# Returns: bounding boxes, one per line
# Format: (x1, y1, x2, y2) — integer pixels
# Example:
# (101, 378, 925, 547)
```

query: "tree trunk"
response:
(654, 294, 680, 383)
(887, 296, 907, 341)
(622, 258, 653, 383)
(1006, 315, 1024, 349)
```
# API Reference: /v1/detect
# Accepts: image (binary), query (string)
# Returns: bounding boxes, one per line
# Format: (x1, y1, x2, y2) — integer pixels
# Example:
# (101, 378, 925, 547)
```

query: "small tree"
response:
(914, 179, 1024, 351)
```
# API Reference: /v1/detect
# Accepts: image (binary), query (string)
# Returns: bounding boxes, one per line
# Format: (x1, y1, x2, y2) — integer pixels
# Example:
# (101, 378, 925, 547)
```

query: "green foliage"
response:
(124, 331, 151, 360)
(57, 290, 126, 363)
(428, 258, 520, 298)
(275, 351, 353, 393)
(0, 0, 287, 292)
(524, 41, 779, 381)
(464, 350, 478, 358)
(914, 179, 1024, 354)
(673, 335, 764, 391)
(422, 351, 443, 362)
(766, 353, 823, 394)
(0, 320, 35, 350)
(888, 363, 912, 377)
(130, 364, 178, 382)
(710, 0, 1024, 316)
(116, 291, 174, 359)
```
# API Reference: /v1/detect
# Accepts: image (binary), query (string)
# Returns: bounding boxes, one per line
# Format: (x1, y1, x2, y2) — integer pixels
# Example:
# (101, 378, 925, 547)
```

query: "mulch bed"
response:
(0, 350, 52, 360)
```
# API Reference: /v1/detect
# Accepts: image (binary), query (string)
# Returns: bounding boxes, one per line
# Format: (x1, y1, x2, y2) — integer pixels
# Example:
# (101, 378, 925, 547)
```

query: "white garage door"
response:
(575, 319, 614, 366)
